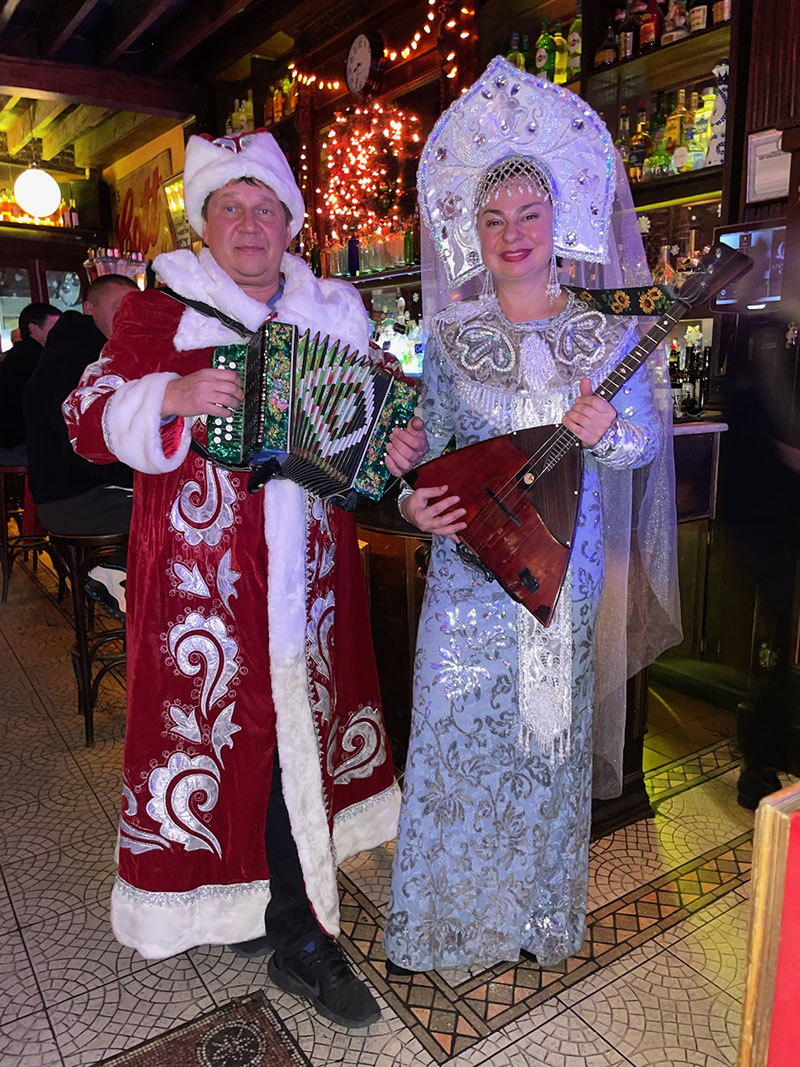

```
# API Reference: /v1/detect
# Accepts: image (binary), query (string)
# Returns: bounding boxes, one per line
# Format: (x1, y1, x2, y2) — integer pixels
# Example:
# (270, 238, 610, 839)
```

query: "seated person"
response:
(23, 276, 138, 614)
(0, 303, 62, 465)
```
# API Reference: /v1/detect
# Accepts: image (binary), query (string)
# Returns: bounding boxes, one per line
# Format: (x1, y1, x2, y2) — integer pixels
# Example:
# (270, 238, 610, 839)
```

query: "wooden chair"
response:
(0, 465, 48, 602)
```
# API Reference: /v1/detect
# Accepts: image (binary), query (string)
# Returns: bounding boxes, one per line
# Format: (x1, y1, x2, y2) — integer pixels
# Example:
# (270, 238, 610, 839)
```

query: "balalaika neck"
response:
(537, 293, 692, 474)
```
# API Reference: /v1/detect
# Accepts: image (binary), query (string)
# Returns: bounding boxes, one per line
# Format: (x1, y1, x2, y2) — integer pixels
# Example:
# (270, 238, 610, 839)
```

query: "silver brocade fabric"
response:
(385, 293, 659, 970)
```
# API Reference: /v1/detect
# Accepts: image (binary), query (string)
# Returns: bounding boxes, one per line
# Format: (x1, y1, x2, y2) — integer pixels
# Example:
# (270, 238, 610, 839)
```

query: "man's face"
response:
(29, 313, 61, 347)
(85, 284, 134, 339)
(202, 180, 292, 291)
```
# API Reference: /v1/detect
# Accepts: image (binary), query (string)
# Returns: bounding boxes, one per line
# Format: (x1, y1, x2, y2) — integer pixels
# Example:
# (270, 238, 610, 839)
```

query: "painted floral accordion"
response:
(207, 320, 418, 501)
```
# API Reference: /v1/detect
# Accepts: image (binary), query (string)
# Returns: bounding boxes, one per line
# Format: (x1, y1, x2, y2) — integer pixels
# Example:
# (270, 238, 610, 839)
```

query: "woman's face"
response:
(477, 183, 554, 290)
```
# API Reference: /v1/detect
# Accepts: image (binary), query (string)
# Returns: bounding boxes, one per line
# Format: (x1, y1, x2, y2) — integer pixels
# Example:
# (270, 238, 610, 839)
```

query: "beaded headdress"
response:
(417, 56, 617, 288)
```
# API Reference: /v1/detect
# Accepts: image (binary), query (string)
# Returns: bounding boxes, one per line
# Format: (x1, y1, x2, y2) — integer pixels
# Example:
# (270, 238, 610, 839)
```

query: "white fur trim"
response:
(153, 248, 369, 358)
(111, 876, 270, 960)
(103, 372, 192, 474)
(333, 783, 401, 863)
(264, 478, 341, 937)
(183, 132, 305, 237)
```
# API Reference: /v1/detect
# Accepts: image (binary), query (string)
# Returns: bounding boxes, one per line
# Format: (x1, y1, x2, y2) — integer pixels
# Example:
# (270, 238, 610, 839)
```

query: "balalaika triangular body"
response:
(406, 241, 753, 626)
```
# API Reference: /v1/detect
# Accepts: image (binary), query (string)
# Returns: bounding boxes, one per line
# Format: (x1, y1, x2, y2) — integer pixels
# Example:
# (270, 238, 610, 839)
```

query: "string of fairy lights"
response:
(319, 102, 422, 242)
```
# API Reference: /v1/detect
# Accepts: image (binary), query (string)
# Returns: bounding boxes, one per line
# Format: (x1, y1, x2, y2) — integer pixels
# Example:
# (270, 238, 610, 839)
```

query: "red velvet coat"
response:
(64, 282, 399, 959)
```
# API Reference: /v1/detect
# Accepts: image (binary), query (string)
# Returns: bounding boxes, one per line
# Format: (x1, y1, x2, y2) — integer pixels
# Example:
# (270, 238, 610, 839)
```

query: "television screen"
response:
(712, 222, 786, 312)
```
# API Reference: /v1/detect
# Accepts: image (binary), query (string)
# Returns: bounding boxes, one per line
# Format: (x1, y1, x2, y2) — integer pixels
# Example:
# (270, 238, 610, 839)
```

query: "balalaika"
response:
(407, 241, 753, 626)
(206, 321, 418, 502)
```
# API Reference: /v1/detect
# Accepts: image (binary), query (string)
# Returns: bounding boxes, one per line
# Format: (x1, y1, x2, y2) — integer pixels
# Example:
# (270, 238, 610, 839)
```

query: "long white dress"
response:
(383, 291, 661, 970)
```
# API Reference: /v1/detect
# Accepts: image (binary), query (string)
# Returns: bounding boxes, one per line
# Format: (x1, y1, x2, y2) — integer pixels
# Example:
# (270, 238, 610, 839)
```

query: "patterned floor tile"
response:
(0, 1008, 63, 1066)
(588, 820, 676, 910)
(572, 950, 740, 1066)
(0, 928, 45, 1025)
(456, 1007, 633, 1067)
(47, 958, 215, 1067)
(653, 774, 754, 860)
(188, 942, 312, 1020)
(0, 775, 114, 854)
(4, 825, 117, 928)
(666, 899, 750, 1002)
(339, 842, 396, 912)
(22, 904, 148, 1009)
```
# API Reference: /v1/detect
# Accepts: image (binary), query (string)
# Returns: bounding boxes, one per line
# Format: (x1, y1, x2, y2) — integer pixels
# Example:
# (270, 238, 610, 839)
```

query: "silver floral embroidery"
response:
(146, 752, 222, 857)
(167, 612, 239, 718)
(168, 704, 202, 743)
(307, 592, 335, 727)
(170, 460, 236, 547)
(172, 561, 211, 598)
(114, 875, 269, 906)
(211, 702, 241, 767)
(119, 780, 168, 854)
(216, 548, 240, 615)
(331, 705, 388, 785)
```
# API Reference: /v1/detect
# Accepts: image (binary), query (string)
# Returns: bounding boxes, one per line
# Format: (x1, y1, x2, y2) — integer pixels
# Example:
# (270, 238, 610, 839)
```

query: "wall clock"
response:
(345, 31, 385, 97)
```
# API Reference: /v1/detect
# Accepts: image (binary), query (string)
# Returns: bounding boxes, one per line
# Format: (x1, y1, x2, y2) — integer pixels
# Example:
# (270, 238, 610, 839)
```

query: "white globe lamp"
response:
(13, 164, 61, 218)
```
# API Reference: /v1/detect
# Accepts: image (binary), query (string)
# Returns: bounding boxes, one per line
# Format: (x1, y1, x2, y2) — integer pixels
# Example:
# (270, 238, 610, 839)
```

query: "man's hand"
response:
(385, 415, 429, 477)
(562, 378, 616, 447)
(400, 484, 467, 541)
(162, 368, 245, 419)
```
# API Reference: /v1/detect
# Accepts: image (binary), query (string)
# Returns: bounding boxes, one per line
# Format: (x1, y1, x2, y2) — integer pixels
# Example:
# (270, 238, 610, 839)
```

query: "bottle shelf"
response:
(631, 165, 724, 209)
(589, 23, 731, 93)
(348, 265, 421, 289)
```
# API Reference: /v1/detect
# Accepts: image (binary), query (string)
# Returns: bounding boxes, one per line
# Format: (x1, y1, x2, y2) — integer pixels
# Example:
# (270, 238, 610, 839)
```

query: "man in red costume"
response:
(63, 130, 426, 1029)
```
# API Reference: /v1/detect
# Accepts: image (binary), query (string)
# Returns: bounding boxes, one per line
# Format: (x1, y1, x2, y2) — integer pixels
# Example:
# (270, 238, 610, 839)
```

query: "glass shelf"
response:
(588, 23, 731, 93)
(632, 165, 723, 209)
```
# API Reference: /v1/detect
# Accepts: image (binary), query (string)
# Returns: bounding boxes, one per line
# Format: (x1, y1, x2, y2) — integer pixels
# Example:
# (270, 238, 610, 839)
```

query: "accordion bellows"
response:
(207, 321, 418, 501)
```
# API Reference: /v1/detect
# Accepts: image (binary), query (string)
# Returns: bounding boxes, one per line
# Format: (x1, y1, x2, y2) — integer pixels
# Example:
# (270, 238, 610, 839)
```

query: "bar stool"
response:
(47, 531, 128, 747)
(0, 465, 49, 602)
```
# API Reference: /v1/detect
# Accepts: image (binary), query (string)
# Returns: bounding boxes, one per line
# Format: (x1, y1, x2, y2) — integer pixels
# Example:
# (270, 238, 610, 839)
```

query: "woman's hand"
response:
(386, 415, 429, 477)
(162, 368, 244, 419)
(562, 377, 617, 447)
(400, 484, 467, 541)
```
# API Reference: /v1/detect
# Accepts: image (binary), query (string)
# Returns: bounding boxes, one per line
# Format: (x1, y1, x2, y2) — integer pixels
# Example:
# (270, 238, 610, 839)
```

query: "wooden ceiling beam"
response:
(41, 105, 111, 160)
(0, 52, 198, 117)
(154, 0, 256, 74)
(41, 0, 104, 59)
(0, 0, 24, 41)
(6, 98, 70, 155)
(73, 110, 176, 167)
(0, 91, 20, 132)
(101, 0, 178, 67)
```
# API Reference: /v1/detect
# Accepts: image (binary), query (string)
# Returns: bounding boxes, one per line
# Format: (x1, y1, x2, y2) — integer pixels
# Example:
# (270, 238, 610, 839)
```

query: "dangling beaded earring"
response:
(480, 268, 495, 301)
(546, 254, 561, 305)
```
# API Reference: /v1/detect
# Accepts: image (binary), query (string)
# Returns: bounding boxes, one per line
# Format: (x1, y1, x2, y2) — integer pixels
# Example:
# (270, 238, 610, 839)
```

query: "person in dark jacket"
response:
(23, 276, 137, 612)
(0, 302, 62, 464)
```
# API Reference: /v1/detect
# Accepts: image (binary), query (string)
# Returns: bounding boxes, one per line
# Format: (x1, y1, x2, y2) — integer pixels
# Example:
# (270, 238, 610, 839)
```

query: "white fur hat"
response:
(183, 130, 305, 238)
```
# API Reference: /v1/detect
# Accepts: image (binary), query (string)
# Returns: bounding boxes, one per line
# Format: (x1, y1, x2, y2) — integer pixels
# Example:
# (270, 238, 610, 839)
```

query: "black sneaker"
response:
(228, 934, 273, 958)
(267, 935, 380, 1028)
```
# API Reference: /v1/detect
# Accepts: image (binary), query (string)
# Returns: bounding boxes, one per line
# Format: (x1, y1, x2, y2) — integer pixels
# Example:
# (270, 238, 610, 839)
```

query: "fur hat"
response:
(183, 130, 305, 237)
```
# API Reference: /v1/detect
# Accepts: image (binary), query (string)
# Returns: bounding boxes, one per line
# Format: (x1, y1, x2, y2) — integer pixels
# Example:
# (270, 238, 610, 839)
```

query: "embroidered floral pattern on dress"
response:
(331, 705, 389, 785)
(167, 611, 239, 719)
(169, 459, 237, 547)
(216, 548, 241, 615)
(145, 752, 223, 857)
(171, 561, 212, 599)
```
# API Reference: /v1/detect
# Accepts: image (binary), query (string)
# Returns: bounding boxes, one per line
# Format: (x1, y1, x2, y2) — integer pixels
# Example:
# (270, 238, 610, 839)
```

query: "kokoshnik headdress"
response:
(417, 55, 617, 289)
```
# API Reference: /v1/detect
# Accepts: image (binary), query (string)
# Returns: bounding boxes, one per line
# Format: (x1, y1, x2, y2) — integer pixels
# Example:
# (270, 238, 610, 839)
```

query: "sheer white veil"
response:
(421, 149, 682, 798)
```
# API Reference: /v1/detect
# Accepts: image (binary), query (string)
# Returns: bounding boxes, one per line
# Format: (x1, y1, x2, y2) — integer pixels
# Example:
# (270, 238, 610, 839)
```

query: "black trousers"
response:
(38, 485, 133, 569)
(264, 753, 321, 951)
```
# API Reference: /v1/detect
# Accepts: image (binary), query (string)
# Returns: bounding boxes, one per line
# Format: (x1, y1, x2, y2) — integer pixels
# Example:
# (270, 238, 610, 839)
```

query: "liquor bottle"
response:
(654, 244, 678, 285)
(690, 86, 716, 166)
(521, 34, 534, 73)
(69, 198, 80, 228)
(712, 0, 730, 23)
(244, 90, 255, 133)
(552, 20, 569, 84)
(567, 1, 583, 80)
(666, 88, 690, 156)
(404, 223, 415, 265)
(506, 32, 527, 70)
(594, 22, 617, 67)
(614, 6, 626, 41)
(638, 0, 663, 49)
(628, 102, 652, 181)
(615, 104, 632, 165)
(347, 231, 360, 276)
(668, 338, 683, 417)
(309, 236, 322, 278)
(661, 0, 690, 44)
(688, 0, 712, 32)
(617, 0, 640, 61)
(534, 18, 556, 80)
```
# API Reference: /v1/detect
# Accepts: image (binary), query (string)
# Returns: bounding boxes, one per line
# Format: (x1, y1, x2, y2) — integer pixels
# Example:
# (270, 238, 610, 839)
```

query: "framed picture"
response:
(747, 129, 792, 204)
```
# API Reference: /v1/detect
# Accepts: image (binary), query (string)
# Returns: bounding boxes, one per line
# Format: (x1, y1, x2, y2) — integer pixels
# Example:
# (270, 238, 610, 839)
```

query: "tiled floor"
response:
(0, 558, 755, 1066)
